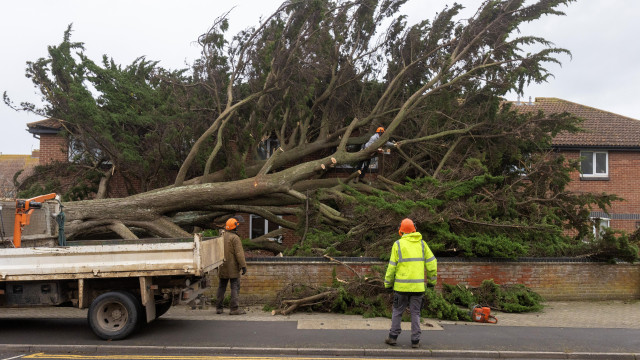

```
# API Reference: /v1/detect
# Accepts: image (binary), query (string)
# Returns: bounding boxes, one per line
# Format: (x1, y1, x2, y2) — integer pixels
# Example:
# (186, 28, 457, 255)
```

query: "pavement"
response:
(1, 300, 640, 359)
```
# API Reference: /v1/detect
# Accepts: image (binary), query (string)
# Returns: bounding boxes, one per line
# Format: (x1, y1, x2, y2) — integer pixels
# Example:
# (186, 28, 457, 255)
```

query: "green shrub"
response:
(423, 288, 471, 321)
(442, 279, 544, 313)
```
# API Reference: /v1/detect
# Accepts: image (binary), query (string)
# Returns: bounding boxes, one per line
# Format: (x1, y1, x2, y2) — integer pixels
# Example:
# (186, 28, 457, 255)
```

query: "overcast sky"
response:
(1, 0, 638, 155)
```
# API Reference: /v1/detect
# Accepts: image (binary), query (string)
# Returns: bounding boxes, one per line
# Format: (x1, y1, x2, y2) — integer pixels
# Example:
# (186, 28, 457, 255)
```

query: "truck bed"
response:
(0, 234, 223, 281)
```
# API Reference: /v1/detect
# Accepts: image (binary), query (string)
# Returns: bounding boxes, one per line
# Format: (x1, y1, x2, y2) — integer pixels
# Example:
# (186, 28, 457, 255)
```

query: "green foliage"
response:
(443, 280, 544, 313)
(443, 174, 503, 200)
(422, 288, 471, 321)
(331, 290, 392, 318)
(9, 25, 209, 200)
(441, 284, 476, 308)
(327, 276, 392, 318)
(334, 156, 625, 260)
(346, 184, 442, 217)
(588, 228, 639, 263)
(16, 163, 100, 201)
(202, 229, 219, 237)
(285, 229, 347, 256)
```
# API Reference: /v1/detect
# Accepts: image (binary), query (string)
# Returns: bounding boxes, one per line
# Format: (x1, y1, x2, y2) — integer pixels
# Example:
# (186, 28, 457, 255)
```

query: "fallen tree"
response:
(8, 0, 636, 260)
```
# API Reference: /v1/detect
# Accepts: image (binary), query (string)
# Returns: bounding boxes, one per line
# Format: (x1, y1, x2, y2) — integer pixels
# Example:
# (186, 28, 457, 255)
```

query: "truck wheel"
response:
(88, 291, 140, 340)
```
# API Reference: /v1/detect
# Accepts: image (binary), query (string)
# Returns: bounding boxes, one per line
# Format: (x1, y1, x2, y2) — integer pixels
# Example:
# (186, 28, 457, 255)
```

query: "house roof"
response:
(26, 118, 64, 135)
(510, 97, 640, 149)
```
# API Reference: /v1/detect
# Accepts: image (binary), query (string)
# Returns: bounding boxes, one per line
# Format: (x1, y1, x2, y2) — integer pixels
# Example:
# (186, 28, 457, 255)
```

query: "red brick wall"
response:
(208, 260, 640, 304)
(39, 134, 68, 165)
(107, 172, 141, 198)
(561, 150, 640, 233)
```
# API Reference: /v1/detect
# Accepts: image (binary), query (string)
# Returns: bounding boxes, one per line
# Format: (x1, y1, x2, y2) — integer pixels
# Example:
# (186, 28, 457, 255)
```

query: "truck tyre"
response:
(88, 291, 140, 340)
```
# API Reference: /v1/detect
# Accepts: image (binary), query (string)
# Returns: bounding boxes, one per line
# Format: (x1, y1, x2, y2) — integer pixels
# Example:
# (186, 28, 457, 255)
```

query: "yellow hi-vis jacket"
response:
(384, 232, 437, 292)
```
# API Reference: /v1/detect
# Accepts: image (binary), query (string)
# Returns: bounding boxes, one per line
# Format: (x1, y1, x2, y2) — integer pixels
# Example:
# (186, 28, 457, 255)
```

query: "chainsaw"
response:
(470, 304, 498, 324)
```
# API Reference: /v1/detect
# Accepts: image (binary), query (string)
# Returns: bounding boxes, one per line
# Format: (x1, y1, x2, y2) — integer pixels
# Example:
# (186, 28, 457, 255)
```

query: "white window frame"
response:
(580, 150, 608, 178)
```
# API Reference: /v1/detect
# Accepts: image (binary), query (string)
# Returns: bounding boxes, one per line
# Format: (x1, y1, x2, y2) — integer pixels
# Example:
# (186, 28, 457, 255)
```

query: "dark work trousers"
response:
(354, 158, 371, 179)
(389, 291, 424, 344)
(216, 277, 241, 310)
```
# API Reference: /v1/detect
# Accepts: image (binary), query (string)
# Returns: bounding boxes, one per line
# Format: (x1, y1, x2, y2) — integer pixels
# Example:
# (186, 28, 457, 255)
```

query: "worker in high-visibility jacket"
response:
(384, 218, 437, 349)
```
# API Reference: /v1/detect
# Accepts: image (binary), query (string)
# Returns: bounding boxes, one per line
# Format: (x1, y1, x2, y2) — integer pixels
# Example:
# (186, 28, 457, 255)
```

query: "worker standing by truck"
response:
(216, 217, 248, 315)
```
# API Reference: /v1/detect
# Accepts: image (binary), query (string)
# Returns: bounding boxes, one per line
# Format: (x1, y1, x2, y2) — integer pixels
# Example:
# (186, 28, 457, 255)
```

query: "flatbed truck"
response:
(0, 234, 224, 340)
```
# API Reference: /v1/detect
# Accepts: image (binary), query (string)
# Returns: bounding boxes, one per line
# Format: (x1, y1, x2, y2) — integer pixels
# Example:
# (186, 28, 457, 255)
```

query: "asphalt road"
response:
(1, 317, 639, 354)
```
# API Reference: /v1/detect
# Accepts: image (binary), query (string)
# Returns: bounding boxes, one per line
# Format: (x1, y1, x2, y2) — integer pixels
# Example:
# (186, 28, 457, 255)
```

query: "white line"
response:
(1, 355, 26, 360)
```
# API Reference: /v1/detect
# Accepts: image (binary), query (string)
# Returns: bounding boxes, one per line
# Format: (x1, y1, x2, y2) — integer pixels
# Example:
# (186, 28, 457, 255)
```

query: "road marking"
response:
(22, 354, 427, 360)
(1, 355, 26, 360)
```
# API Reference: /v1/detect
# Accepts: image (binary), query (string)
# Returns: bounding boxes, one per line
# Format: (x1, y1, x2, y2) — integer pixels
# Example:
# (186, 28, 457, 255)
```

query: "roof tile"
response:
(511, 97, 640, 148)
(26, 118, 63, 129)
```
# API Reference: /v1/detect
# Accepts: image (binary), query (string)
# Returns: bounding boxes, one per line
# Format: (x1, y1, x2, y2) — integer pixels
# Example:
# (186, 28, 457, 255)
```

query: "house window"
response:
(580, 151, 608, 178)
(68, 137, 105, 164)
(256, 138, 280, 160)
(591, 217, 610, 239)
(249, 214, 281, 240)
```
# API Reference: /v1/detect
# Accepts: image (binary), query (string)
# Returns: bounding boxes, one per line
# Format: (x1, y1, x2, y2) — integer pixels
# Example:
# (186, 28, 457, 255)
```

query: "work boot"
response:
(216, 308, 223, 314)
(384, 337, 397, 346)
(229, 309, 246, 315)
(411, 341, 420, 349)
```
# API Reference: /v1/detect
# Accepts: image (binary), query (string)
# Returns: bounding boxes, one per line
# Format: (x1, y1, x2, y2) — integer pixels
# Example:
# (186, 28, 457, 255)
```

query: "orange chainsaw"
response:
(471, 305, 498, 324)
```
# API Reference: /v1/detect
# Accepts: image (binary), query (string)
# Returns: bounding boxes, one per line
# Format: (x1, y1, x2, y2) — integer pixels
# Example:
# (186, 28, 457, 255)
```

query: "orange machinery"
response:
(13, 193, 57, 248)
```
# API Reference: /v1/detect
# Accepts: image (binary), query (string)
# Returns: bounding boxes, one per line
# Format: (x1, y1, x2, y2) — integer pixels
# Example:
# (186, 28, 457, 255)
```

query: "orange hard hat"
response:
(225, 218, 240, 231)
(376, 127, 385, 133)
(398, 218, 416, 236)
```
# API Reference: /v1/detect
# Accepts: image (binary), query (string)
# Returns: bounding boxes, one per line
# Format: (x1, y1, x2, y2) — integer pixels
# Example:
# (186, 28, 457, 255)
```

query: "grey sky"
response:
(1, 0, 638, 155)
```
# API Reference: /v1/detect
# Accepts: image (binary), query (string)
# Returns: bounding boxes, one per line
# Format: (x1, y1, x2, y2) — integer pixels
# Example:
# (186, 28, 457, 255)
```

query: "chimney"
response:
(516, 95, 521, 105)
(528, 96, 533, 105)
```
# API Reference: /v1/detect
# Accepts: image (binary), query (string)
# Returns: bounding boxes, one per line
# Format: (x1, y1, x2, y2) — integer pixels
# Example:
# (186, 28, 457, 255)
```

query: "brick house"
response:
(513, 97, 640, 234)
(26, 118, 68, 166)
(0, 151, 39, 198)
(0, 118, 65, 198)
(26, 118, 137, 198)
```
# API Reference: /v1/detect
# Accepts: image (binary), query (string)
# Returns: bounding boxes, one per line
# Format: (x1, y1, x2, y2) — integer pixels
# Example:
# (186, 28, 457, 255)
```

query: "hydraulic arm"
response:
(13, 193, 57, 248)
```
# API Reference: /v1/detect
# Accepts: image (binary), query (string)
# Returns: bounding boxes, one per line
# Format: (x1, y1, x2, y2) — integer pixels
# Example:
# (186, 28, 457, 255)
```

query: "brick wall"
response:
(39, 134, 68, 165)
(562, 150, 640, 233)
(207, 259, 640, 304)
(107, 172, 142, 198)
